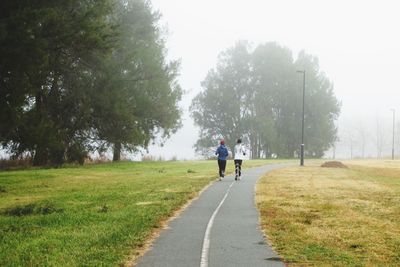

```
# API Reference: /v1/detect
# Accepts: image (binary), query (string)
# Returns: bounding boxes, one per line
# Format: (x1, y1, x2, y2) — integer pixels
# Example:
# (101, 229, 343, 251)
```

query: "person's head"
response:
(237, 138, 242, 144)
(220, 139, 225, 145)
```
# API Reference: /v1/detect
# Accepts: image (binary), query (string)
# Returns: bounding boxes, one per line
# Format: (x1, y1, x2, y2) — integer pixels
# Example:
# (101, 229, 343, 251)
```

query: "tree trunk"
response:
(113, 142, 121, 161)
(33, 146, 48, 166)
(257, 137, 261, 158)
(33, 92, 48, 166)
(251, 136, 258, 159)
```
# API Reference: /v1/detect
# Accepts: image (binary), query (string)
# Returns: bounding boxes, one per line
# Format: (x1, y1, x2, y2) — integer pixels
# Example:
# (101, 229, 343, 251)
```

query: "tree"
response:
(0, 0, 115, 165)
(357, 123, 368, 158)
(191, 42, 341, 159)
(190, 41, 252, 153)
(0, 0, 182, 165)
(92, 0, 182, 161)
(251, 43, 297, 158)
(294, 51, 340, 158)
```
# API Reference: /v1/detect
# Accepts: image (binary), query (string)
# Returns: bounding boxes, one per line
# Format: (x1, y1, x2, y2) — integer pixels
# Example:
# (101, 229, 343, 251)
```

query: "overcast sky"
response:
(146, 0, 400, 160)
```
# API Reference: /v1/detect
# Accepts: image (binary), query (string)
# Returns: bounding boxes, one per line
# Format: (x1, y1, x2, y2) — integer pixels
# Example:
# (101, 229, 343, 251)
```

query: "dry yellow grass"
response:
(256, 160, 400, 266)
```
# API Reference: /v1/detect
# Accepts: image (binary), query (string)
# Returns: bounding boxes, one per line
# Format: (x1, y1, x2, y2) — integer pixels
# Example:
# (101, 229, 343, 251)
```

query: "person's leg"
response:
(237, 160, 242, 180)
(221, 160, 226, 177)
(234, 160, 239, 179)
(218, 160, 223, 178)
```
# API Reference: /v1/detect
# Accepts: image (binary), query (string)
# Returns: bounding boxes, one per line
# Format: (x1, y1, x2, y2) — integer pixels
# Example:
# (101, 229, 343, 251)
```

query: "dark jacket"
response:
(215, 145, 229, 160)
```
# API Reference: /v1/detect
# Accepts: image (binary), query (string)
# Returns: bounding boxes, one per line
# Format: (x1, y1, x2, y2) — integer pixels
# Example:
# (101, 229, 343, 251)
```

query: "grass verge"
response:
(256, 160, 400, 266)
(0, 159, 272, 266)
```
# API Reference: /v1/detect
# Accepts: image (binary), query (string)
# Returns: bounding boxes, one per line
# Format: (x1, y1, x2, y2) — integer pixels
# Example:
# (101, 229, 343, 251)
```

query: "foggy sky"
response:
(147, 0, 400, 160)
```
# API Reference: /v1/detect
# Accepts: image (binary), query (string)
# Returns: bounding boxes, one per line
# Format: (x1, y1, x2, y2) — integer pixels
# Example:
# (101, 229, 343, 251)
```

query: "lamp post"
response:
(297, 70, 306, 166)
(390, 108, 395, 160)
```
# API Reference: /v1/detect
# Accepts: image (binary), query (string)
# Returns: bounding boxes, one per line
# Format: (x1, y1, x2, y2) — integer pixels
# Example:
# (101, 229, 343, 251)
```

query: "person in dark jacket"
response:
(215, 139, 229, 180)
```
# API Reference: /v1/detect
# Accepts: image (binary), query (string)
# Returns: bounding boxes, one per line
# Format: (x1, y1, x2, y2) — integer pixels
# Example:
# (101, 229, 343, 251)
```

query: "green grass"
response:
(0, 159, 273, 266)
(256, 160, 400, 266)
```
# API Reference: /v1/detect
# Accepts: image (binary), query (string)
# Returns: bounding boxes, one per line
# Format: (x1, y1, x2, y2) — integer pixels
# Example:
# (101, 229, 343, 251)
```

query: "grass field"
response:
(256, 160, 400, 266)
(0, 159, 272, 266)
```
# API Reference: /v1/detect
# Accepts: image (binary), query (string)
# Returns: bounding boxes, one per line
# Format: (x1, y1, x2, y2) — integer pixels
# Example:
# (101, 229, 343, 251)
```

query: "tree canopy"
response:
(191, 42, 340, 158)
(0, 0, 182, 165)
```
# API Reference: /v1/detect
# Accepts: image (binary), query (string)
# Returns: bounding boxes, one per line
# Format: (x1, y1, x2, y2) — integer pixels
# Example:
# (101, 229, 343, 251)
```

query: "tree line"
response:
(191, 41, 341, 159)
(0, 0, 182, 166)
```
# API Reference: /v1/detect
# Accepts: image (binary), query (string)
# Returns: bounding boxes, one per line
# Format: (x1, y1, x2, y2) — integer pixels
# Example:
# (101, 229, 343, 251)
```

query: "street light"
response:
(297, 70, 306, 166)
(390, 108, 395, 160)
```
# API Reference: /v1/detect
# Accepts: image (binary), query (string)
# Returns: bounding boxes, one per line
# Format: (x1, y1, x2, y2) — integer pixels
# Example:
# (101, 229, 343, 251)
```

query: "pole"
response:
(392, 109, 395, 160)
(299, 70, 306, 166)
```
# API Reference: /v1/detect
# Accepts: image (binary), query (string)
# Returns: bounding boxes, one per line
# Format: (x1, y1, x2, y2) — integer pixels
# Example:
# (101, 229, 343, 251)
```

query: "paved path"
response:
(135, 164, 287, 267)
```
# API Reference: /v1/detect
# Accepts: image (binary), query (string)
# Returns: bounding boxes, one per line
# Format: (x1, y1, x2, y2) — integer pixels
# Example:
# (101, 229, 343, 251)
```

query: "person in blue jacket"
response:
(215, 139, 229, 180)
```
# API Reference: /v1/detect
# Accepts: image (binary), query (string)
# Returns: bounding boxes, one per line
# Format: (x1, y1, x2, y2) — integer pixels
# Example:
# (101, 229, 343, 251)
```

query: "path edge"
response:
(254, 164, 291, 266)
(124, 178, 216, 267)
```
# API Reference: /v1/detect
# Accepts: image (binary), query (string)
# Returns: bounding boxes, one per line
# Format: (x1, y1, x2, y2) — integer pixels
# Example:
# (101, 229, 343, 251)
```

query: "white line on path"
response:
(200, 181, 235, 267)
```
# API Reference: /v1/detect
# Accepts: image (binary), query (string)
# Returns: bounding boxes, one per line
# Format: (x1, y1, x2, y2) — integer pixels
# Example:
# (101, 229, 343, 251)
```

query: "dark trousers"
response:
(234, 159, 243, 176)
(218, 160, 226, 177)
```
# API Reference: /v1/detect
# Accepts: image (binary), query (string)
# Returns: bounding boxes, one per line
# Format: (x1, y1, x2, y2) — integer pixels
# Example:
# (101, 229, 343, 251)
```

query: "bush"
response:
(2, 202, 64, 216)
(0, 157, 32, 170)
(141, 155, 165, 161)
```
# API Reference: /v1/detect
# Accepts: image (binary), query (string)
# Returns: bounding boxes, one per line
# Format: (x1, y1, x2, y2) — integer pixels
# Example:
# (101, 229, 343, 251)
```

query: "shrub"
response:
(2, 202, 64, 216)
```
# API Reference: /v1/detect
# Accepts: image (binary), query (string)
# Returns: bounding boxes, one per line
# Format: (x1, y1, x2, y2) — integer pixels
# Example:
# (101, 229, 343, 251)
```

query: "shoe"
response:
(222, 172, 225, 178)
(238, 176, 241, 180)
(235, 175, 238, 181)
(219, 176, 222, 181)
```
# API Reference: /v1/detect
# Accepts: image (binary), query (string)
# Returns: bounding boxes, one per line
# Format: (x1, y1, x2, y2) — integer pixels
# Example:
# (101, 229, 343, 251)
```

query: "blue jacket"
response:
(215, 145, 229, 160)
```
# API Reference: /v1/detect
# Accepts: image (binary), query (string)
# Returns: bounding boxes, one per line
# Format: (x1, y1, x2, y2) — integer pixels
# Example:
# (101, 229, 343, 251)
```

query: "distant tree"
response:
(357, 123, 368, 158)
(294, 51, 340, 158)
(251, 43, 297, 158)
(191, 42, 341, 159)
(347, 131, 354, 159)
(190, 41, 252, 153)
(375, 115, 385, 158)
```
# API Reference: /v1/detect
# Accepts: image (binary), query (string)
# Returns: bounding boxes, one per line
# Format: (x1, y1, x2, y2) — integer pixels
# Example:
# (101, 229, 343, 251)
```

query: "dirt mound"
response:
(321, 161, 348, 168)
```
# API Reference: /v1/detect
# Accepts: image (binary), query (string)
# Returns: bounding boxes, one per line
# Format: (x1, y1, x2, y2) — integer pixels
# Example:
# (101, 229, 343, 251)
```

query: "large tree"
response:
(191, 42, 340, 159)
(92, 0, 182, 161)
(190, 41, 251, 153)
(0, 0, 115, 165)
(293, 51, 340, 157)
(250, 42, 296, 158)
(0, 0, 182, 165)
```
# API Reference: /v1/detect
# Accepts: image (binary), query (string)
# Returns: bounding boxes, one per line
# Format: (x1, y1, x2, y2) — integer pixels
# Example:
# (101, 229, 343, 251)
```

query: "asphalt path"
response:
(135, 164, 287, 267)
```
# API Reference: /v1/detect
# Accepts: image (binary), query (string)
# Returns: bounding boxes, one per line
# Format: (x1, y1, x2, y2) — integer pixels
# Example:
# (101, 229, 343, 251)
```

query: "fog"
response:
(144, 0, 400, 160)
